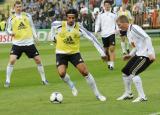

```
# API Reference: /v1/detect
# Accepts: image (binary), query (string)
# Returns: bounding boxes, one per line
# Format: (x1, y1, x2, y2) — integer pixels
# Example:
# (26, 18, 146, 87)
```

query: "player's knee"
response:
(109, 46, 115, 52)
(59, 71, 66, 78)
(80, 70, 88, 76)
(9, 59, 16, 65)
(34, 58, 41, 64)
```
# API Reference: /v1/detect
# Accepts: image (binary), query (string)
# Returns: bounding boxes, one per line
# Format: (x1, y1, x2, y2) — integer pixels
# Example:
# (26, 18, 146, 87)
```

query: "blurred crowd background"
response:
(0, 0, 160, 31)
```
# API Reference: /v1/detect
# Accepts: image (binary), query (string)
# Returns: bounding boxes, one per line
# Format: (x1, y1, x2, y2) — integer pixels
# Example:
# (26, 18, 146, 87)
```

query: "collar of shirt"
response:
(127, 24, 132, 32)
(66, 22, 76, 32)
(15, 13, 22, 19)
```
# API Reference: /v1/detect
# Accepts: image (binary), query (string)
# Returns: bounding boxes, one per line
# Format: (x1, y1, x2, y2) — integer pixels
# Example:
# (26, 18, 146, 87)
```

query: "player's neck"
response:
(67, 22, 75, 27)
(15, 12, 21, 15)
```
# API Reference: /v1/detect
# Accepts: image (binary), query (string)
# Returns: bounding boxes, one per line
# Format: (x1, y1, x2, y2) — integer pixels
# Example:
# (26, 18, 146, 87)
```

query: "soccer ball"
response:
(50, 92, 63, 103)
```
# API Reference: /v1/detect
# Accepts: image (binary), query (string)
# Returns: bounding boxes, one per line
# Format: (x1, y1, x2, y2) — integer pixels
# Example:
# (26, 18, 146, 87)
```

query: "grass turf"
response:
(0, 37, 160, 115)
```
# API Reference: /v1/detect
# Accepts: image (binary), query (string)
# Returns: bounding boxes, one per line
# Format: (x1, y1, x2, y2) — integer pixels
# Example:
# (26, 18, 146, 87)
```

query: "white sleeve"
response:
(95, 14, 101, 33)
(132, 25, 155, 55)
(145, 36, 155, 55)
(138, 27, 155, 55)
(114, 14, 120, 33)
(127, 11, 133, 20)
(49, 21, 62, 41)
(27, 13, 38, 39)
(80, 24, 106, 57)
(6, 17, 13, 35)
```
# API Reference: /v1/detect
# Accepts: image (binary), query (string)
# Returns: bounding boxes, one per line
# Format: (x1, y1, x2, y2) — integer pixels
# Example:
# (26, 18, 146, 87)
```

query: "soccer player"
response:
(0, 14, 6, 31)
(50, 9, 107, 101)
(95, 0, 117, 70)
(116, 15, 155, 102)
(5, 1, 48, 87)
(117, 4, 133, 55)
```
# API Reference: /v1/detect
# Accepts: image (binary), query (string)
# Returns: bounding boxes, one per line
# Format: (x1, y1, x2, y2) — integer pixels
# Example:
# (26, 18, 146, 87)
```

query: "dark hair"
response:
(117, 15, 129, 23)
(14, 0, 22, 7)
(104, 0, 113, 5)
(66, 9, 78, 18)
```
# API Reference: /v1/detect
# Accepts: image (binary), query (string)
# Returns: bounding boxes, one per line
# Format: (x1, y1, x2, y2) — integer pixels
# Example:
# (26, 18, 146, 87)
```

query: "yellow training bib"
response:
(56, 21, 80, 54)
(11, 12, 33, 40)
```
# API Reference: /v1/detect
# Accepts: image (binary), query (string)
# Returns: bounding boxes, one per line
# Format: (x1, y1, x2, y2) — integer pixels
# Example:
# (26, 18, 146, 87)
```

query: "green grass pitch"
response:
(0, 37, 160, 115)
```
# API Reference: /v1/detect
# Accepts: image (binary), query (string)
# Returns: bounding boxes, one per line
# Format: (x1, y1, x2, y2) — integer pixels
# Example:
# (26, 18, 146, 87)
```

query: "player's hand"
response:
(123, 54, 131, 61)
(10, 33, 15, 37)
(148, 54, 155, 61)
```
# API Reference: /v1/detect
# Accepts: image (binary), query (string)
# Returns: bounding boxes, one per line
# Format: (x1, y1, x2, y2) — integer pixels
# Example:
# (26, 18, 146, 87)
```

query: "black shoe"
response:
(108, 65, 114, 70)
(109, 66, 114, 70)
(108, 65, 110, 69)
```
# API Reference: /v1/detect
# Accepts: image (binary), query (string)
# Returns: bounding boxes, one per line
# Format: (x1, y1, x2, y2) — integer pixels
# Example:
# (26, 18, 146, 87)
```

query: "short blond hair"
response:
(117, 15, 129, 23)
(14, 0, 22, 7)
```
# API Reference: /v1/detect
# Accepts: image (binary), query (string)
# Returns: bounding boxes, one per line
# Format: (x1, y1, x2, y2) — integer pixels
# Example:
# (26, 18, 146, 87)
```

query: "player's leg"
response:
(33, 55, 48, 85)
(5, 45, 22, 87)
(117, 74, 133, 100)
(104, 47, 110, 68)
(70, 53, 106, 101)
(108, 45, 115, 70)
(107, 34, 116, 70)
(129, 57, 153, 102)
(5, 55, 17, 87)
(117, 56, 139, 100)
(25, 44, 48, 85)
(56, 54, 78, 96)
(76, 63, 106, 101)
(102, 37, 111, 69)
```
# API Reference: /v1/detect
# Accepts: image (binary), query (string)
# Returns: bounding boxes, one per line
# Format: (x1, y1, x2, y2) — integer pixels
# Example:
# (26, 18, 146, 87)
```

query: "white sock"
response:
(37, 64, 46, 81)
(121, 42, 126, 54)
(6, 64, 14, 83)
(110, 61, 114, 67)
(85, 73, 100, 96)
(122, 74, 132, 94)
(107, 61, 111, 66)
(62, 74, 74, 89)
(132, 75, 145, 98)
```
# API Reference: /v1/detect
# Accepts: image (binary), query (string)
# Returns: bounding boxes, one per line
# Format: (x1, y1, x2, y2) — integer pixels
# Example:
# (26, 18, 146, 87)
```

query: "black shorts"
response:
(102, 34, 115, 48)
(122, 55, 153, 76)
(120, 30, 127, 37)
(10, 44, 39, 59)
(56, 53, 84, 67)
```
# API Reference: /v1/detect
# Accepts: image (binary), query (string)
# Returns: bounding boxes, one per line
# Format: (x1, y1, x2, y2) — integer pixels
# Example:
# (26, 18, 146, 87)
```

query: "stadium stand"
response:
(0, 0, 160, 31)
